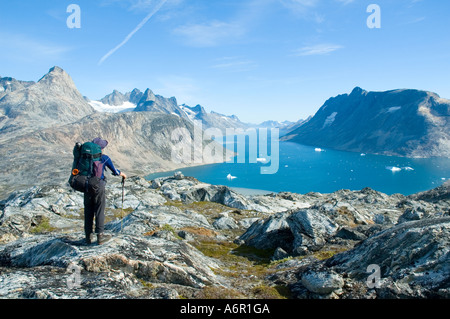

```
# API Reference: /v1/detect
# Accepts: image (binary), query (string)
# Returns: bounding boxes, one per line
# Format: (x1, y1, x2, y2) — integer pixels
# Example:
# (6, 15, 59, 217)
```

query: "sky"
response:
(0, 0, 449, 124)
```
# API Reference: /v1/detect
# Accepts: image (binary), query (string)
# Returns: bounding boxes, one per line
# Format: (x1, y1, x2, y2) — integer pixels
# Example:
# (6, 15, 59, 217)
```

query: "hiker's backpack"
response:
(69, 142, 104, 193)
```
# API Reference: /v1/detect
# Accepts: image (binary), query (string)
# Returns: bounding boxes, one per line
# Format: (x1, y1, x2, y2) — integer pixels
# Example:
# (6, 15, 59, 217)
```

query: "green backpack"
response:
(69, 142, 103, 193)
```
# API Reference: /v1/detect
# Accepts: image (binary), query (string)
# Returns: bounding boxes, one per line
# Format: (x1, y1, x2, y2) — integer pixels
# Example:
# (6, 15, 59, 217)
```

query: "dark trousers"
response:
(84, 180, 106, 235)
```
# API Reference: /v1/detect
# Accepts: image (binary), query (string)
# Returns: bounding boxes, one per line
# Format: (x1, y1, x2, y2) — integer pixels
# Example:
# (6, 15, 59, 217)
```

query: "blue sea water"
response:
(146, 138, 450, 196)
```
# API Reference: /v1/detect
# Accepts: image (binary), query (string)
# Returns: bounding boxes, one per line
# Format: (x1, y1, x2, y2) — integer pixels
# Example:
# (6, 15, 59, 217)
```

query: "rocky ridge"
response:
(0, 175, 448, 299)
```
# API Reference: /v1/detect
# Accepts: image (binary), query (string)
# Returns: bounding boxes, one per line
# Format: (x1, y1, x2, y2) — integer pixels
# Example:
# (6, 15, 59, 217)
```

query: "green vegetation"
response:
(312, 246, 349, 261)
(161, 199, 349, 299)
(30, 217, 56, 234)
(105, 207, 133, 223)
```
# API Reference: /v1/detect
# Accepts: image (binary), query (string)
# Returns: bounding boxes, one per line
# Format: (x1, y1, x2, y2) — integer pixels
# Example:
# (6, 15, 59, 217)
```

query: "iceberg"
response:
(386, 166, 415, 172)
(315, 148, 324, 152)
(227, 174, 237, 180)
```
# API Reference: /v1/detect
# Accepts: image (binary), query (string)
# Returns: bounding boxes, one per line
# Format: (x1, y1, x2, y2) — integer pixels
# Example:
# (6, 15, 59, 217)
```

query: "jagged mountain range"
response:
(89, 88, 299, 132)
(88, 87, 243, 129)
(283, 87, 450, 158)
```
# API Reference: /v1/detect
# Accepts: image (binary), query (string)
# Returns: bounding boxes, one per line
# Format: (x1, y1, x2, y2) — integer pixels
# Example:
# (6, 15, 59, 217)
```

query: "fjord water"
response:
(147, 139, 450, 196)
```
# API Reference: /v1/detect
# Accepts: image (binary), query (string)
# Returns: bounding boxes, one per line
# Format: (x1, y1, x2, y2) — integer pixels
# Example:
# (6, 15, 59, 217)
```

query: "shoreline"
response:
(229, 187, 275, 196)
(145, 170, 278, 197)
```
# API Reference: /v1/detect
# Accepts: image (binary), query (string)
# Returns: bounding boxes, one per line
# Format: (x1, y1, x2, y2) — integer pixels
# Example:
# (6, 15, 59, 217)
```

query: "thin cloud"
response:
(278, 0, 319, 15)
(0, 31, 71, 62)
(211, 57, 258, 72)
(98, 0, 167, 65)
(293, 43, 344, 56)
(334, 0, 355, 5)
(174, 21, 245, 47)
(279, 0, 356, 18)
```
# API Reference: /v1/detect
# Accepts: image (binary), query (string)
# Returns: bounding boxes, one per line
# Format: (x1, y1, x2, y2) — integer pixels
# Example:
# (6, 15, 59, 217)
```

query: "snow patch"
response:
(322, 112, 338, 128)
(90, 101, 136, 113)
(180, 105, 198, 122)
(386, 106, 402, 113)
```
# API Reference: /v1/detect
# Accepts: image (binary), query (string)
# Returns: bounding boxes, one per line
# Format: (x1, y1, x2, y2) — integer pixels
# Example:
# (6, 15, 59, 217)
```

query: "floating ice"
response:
(227, 174, 237, 180)
(386, 166, 402, 172)
(315, 148, 324, 152)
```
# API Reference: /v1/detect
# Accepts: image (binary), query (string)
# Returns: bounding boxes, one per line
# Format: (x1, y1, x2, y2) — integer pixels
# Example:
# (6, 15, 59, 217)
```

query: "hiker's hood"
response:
(92, 138, 108, 149)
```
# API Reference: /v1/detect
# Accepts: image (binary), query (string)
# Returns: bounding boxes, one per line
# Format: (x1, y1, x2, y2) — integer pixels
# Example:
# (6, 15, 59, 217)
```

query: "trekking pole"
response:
(121, 176, 125, 233)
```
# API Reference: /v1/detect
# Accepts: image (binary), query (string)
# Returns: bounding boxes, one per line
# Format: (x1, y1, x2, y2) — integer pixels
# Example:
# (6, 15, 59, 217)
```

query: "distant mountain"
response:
(134, 89, 190, 122)
(256, 120, 293, 129)
(283, 87, 450, 158)
(180, 104, 248, 132)
(0, 66, 94, 141)
(91, 89, 249, 132)
(252, 119, 311, 136)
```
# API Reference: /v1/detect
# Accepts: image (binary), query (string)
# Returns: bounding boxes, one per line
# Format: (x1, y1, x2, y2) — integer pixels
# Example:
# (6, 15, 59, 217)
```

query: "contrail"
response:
(98, 0, 167, 65)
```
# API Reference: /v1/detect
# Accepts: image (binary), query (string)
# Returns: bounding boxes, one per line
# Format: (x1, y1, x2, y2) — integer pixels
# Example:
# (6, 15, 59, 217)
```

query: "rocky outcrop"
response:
(0, 232, 221, 298)
(273, 216, 450, 299)
(0, 174, 449, 299)
(238, 187, 411, 255)
(324, 217, 450, 298)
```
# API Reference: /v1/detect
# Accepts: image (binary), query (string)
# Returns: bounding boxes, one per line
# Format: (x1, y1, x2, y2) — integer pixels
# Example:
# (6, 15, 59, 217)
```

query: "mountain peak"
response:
(350, 87, 367, 96)
(101, 89, 127, 106)
(0, 67, 95, 135)
(37, 66, 76, 91)
(48, 66, 65, 74)
(141, 88, 156, 102)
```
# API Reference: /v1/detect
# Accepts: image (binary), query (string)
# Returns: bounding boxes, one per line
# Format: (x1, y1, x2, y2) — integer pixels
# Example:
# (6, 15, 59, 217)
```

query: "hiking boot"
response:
(85, 233, 95, 245)
(97, 233, 112, 245)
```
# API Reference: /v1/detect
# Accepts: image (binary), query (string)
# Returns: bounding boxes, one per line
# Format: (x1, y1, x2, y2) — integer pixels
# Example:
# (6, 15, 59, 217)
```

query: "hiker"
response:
(83, 138, 127, 245)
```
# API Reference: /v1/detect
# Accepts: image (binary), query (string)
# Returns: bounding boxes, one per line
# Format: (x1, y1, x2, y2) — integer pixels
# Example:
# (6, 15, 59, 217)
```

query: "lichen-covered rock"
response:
(325, 217, 450, 298)
(301, 270, 344, 295)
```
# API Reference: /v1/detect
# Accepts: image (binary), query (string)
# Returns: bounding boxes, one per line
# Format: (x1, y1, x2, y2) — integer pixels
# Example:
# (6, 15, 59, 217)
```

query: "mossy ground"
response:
(30, 217, 56, 234)
(163, 199, 354, 299)
(163, 199, 294, 298)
